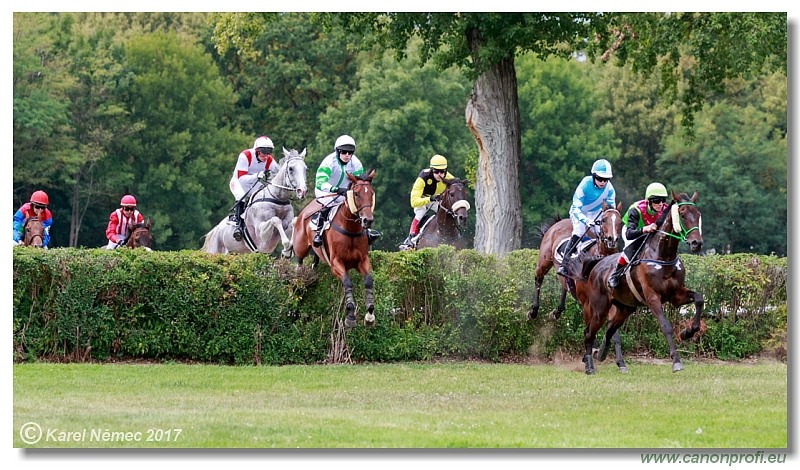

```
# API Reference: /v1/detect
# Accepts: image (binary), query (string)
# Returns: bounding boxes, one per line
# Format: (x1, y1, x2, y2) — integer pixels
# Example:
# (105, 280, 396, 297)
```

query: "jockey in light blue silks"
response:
(556, 159, 616, 277)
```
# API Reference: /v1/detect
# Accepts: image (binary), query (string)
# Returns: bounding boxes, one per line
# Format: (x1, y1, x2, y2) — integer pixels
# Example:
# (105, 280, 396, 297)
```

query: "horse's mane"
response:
(569, 251, 604, 281)
(354, 169, 375, 182)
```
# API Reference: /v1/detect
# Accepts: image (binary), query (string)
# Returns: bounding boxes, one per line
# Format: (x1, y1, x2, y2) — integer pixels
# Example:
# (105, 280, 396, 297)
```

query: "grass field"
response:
(13, 360, 787, 449)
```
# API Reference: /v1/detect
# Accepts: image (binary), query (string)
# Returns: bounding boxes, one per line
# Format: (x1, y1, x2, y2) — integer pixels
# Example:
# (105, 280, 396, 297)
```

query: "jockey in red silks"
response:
(228, 135, 280, 241)
(13, 190, 53, 247)
(105, 194, 144, 249)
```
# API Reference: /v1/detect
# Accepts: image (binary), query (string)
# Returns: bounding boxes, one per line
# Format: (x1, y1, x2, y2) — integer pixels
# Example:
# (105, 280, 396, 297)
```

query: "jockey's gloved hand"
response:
(585, 219, 596, 228)
(430, 194, 442, 202)
(117, 237, 127, 246)
(334, 186, 348, 196)
(257, 171, 267, 180)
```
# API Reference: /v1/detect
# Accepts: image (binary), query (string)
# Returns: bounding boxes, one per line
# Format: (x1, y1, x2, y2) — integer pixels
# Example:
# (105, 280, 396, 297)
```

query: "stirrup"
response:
(367, 229, 382, 245)
(233, 228, 243, 242)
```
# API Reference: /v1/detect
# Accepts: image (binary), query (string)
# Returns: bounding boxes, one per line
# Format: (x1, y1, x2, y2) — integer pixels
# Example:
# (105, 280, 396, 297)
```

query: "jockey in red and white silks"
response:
(229, 136, 279, 201)
(105, 195, 144, 249)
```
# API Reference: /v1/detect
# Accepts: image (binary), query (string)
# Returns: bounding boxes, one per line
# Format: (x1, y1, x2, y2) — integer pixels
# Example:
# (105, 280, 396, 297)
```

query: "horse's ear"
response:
(145, 218, 152, 229)
(671, 189, 681, 202)
(283, 146, 290, 156)
(300, 148, 307, 159)
(616, 202, 622, 212)
(690, 191, 699, 203)
(367, 169, 375, 181)
(602, 201, 608, 211)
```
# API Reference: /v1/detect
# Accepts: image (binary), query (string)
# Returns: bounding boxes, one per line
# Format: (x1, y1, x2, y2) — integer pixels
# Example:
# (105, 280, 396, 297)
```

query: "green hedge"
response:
(12, 246, 787, 365)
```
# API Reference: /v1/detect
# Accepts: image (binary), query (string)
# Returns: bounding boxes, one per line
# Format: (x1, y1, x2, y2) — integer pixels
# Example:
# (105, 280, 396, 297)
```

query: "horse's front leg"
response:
(358, 258, 375, 327)
(647, 294, 683, 372)
(672, 287, 704, 341)
(332, 263, 357, 328)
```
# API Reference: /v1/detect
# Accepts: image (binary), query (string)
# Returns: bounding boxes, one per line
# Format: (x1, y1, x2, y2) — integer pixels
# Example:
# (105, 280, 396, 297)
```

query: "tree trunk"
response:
(465, 55, 522, 256)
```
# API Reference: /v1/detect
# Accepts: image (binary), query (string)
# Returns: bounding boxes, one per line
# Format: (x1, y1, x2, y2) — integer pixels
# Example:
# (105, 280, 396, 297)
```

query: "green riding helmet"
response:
(645, 182, 668, 201)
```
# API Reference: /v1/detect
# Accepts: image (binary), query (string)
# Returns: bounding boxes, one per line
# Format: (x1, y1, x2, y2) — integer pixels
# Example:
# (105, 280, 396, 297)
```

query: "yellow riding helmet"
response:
(429, 154, 448, 170)
(645, 183, 668, 200)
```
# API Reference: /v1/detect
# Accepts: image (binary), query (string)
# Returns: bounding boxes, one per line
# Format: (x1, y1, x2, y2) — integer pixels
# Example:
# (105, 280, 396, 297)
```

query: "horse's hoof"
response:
(672, 362, 685, 373)
(364, 312, 375, 327)
(344, 315, 356, 329)
(585, 368, 595, 375)
(548, 309, 561, 321)
(527, 307, 538, 320)
(618, 365, 629, 373)
(592, 348, 599, 359)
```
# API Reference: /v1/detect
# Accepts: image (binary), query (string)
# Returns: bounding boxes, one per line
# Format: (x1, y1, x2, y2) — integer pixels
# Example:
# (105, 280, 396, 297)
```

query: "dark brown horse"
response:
(528, 201, 622, 320)
(292, 170, 376, 328)
(125, 220, 153, 250)
(414, 177, 471, 250)
(22, 217, 45, 247)
(576, 191, 704, 374)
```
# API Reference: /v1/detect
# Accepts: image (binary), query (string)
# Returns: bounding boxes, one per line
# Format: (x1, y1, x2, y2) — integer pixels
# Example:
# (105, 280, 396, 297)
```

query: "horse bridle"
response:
(24, 218, 44, 246)
(342, 181, 375, 222)
(657, 202, 701, 244)
(440, 182, 470, 234)
(262, 156, 306, 201)
(591, 208, 620, 247)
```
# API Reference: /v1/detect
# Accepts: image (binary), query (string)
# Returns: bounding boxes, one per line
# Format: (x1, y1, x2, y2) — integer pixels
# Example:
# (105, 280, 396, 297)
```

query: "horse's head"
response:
(128, 220, 153, 249)
(279, 147, 308, 199)
(23, 217, 44, 247)
(441, 177, 471, 229)
(667, 191, 703, 253)
(345, 169, 376, 229)
(598, 201, 623, 251)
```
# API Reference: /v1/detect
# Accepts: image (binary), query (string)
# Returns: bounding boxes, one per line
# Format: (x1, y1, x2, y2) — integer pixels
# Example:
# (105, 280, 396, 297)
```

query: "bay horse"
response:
(202, 148, 308, 256)
(576, 191, 704, 374)
(291, 170, 376, 329)
(22, 217, 45, 247)
(126, 220, 153, 250)
(528, 201, 622, 320)
(413, 177, 471, 250)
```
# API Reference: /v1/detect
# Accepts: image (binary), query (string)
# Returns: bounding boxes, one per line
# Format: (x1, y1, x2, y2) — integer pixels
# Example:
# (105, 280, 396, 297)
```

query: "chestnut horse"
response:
(528, 202, 622, 320)
(126, 220, 153, 250)
(575, 191, 704, 374)
(292, 170, 376, 328)
(22, 217, 45, 247)
(413, 177, 471, 250)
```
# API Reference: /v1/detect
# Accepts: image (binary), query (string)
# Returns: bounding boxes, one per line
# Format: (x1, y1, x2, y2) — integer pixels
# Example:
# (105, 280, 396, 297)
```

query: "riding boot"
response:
(400, 218, 420, 249)
(607, 259, 627, 289)
(556, 235, 581, 277)
(232, 200, 244, 241)
(312, 207, 330, 247)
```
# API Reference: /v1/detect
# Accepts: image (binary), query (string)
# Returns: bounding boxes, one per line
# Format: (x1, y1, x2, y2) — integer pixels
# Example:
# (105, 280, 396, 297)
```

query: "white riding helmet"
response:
(591, 159, 613, 179)
(334, 135, 356, 152)
(254, 136, 274, 150)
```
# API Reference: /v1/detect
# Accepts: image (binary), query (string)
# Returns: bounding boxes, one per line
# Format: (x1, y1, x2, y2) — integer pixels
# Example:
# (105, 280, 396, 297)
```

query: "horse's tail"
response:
(535, 214, 563, 247)
(201, 222, 224, 253)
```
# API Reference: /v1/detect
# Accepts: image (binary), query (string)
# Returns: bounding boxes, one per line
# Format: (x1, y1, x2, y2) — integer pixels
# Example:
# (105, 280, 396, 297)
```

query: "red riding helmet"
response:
(30, 190, 49, 205)
(120, 195, 137, 207)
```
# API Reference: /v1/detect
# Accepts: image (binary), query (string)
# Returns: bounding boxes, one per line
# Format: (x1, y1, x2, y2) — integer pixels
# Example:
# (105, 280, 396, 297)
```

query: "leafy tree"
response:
(516, 55, 619, 247)
(309, 12, 785, 256)
(118, 32, 245, 250)
(661, 98, 786, 255)
(209, 13, 359, 149)
(313, 44, 473, 250)
(592, 61, 678, 206)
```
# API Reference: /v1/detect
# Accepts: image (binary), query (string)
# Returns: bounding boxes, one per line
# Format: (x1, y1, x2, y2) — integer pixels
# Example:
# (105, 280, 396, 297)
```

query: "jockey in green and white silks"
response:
(557, 159, 616, 277)
(311, 135, 374, 247)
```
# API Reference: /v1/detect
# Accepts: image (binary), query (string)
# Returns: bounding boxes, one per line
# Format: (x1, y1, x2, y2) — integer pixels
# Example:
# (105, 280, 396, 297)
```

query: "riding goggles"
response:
(594, 176, 609, 183)
(338, 149, 354, 155)
(648, 197, 667, 204)
(257, 147, 274, 155)
(32, 203, 47, 210)
(122, 206, 135, 212)
(432, 169, 446, 175)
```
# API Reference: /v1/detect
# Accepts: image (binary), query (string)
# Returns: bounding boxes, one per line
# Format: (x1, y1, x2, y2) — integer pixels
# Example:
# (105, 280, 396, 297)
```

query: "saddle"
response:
(554, 235, 597, 264)
(310, 203, 342, 232)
